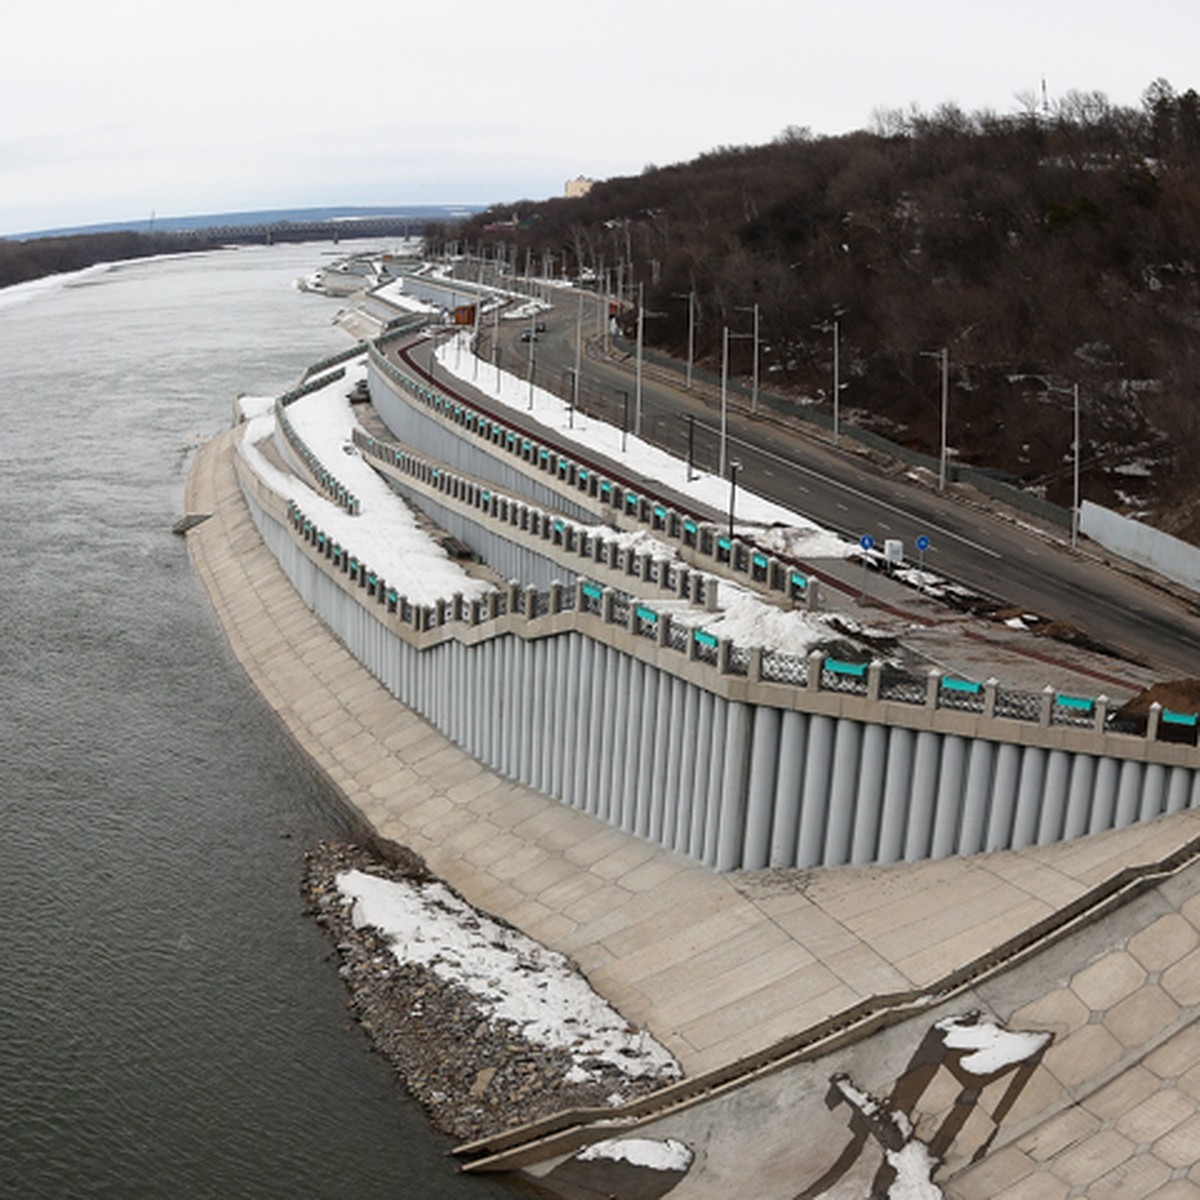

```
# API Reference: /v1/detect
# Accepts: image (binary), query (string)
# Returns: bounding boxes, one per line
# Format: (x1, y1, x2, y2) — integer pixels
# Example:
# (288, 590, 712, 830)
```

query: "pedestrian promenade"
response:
(187, 427, 1200, 1196)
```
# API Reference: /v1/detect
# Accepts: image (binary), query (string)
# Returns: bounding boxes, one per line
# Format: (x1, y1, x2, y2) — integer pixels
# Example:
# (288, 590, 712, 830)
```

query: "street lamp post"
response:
(572, 291, 583, 430)
(813, 317, 842, 444)
(720, 326, 730, 477)
(527, 309, 537, 409)
(728, 460, 742, 540)
(736, 303, 760, 414)
(1072, 382, 1080, 549)
(833, 317, 840, 444)
(719, 324, 755, 477)
(493, 301, 501, 389)
(920, 347, 950, 491)
(635, 281, 645, 437)
(1010, 374, 1082, 549)
(632, 283, 666, 439)
(673, 289, 696, 389)
(617, 389, 630, 453)
(472, 293, 481, 382)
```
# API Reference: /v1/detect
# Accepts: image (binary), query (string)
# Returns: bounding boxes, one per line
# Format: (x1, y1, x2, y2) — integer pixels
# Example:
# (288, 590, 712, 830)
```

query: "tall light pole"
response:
(938, 346, 949, 492)
(736, 302, 760, 413)
(632, 283, 665, 438)
(526, 308, 537, 409)
(493, 300, 501, 389)
(814, 317, 842, 444)
(728, 460, 742, 540)
(719, 323, 755, 477)
(833, 317, 840, 444)
(572, 291, 583, 430)
(602, 266, 611, 353)
(672, 289, 696, 389)
(720, 326, 730, 477)
(635, 281, 645, 437)
(1010, 374, 1082, 549)
(1072, 382, 1080, 550)
(920, 347, 950, 491)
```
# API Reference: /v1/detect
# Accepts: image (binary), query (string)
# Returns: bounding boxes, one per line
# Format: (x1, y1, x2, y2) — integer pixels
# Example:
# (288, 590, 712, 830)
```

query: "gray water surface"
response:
(0, 244, 515, 1198)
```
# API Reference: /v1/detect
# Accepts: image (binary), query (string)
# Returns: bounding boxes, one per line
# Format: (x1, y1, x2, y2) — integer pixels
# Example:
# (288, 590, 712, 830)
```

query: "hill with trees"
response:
(0, 229, 224, 290)
(449, 80, 1200, 542)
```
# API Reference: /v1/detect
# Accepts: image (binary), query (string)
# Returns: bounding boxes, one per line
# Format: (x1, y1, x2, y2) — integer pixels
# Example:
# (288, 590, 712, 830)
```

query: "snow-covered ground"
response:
(234, 348, 873, 652)
(236, 364, 491, 607)
(432, 327, 852, 556)
(337, 869, 681, 1091)
(575, 1136, 693, 1172)
(233, 343, 891, 656)
(370, 277, 440, 315)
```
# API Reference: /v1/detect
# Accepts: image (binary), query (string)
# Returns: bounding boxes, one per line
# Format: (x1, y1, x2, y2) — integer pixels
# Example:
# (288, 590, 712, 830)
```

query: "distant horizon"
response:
(5, 0, 1195, 239)
(6, 202, 488, 243)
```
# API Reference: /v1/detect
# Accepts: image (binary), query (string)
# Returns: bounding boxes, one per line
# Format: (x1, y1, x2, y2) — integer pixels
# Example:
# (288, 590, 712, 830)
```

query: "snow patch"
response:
(936, 1016, 1051, 1075)
(885, 1141, 943, 1200)
(336, 869, 681, 1082)
(575, 1137, 694, 1172)
(235, 394, 274, 422)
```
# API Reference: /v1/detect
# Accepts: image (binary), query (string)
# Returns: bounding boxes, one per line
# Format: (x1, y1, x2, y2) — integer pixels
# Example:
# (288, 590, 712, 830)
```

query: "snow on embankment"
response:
(337, 867, 681, 1089)
(235, 363, 490, 607)
(434, 328, 852, 558)
(237, 348, 888, 659)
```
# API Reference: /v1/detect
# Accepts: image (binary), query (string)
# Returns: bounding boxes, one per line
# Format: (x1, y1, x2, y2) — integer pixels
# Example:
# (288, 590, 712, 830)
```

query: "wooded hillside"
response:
(453, 81, 1200, 540)
(0, 230, 217, 290)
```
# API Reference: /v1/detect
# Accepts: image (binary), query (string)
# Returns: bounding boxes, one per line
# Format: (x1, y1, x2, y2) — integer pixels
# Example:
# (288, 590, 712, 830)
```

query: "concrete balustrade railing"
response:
(350, 426, 717, 607)
(299, 342, 375, 382)
(275, 402, 360, 515)
(267, 456, 1188, 762)
(264, 353, 1192, 758)
(341, 423, 1192, 749)
(367, 341, 822, 608)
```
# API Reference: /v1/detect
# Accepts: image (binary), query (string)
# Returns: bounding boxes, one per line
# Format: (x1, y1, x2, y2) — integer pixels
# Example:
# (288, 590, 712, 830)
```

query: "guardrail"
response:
(299, 343, 373, 382)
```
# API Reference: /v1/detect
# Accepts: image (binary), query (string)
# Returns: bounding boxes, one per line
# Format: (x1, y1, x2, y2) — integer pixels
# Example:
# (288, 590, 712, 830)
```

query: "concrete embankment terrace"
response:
(189, 421, 1200, 1197)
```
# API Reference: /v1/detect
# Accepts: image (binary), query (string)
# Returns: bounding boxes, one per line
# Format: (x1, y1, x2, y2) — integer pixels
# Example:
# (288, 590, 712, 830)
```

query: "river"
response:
(0, 242, 517, 1198)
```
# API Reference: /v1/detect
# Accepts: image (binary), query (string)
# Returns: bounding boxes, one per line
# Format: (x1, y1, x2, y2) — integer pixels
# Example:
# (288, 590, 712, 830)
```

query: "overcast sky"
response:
(3, 0, 1197, 237)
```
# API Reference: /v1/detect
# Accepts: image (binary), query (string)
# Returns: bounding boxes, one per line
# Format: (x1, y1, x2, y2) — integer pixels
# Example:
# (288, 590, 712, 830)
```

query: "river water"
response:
(0, 243, 516, 1198)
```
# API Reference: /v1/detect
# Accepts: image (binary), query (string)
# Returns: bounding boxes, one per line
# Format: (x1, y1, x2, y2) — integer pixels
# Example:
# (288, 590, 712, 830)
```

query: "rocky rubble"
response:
(302, 839, 677, 1142)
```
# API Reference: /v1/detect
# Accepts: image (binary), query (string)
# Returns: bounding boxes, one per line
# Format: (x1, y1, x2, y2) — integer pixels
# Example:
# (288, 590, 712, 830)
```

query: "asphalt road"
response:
(417, 288, 1200, 681)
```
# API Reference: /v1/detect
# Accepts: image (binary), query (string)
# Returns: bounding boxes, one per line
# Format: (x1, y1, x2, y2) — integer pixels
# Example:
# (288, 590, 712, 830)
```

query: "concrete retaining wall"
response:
(235, 445, 1200, 872)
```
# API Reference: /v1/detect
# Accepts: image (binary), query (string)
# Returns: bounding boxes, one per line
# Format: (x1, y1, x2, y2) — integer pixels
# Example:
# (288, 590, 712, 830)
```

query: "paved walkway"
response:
(187, 428, 1200, 1196)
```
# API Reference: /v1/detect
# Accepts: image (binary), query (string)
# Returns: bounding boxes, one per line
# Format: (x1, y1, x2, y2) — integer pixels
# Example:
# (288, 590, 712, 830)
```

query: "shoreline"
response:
(302, 839, 677, 1144)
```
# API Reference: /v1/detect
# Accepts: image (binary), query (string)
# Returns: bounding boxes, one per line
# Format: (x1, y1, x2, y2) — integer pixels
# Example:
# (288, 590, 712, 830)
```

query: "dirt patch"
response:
(1114, 679, 1200, 720)
(992, 608, 1130, 661)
